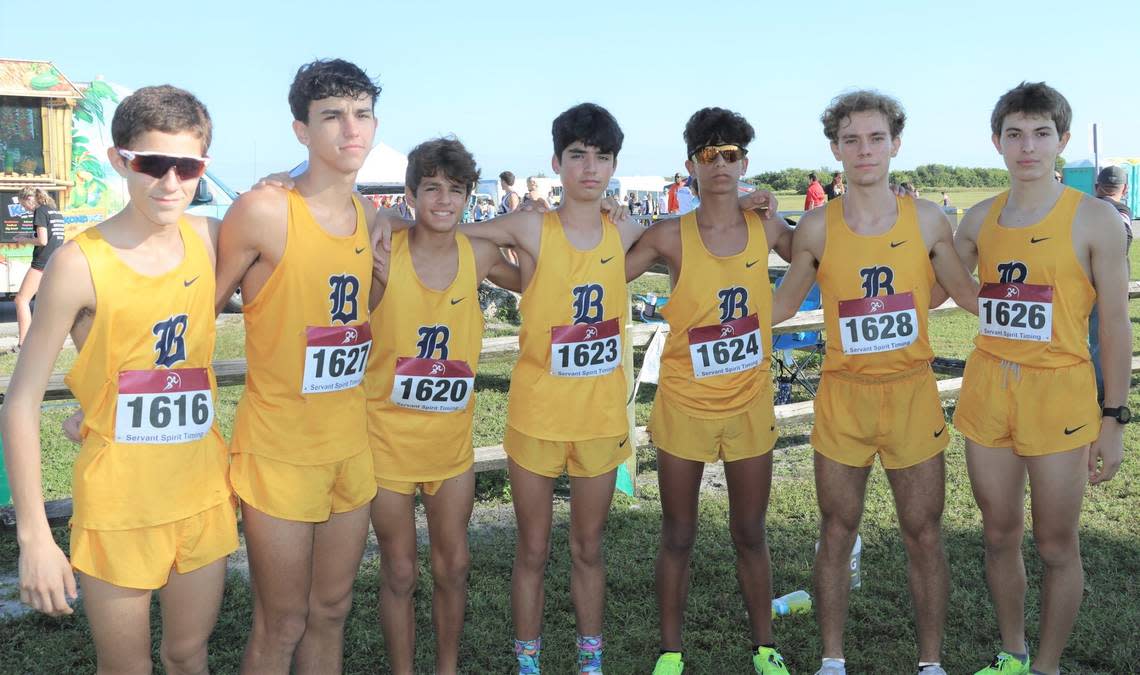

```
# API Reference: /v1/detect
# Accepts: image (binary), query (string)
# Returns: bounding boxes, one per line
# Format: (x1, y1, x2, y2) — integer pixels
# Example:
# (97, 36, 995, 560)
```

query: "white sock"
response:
(822, 657, 846, 673)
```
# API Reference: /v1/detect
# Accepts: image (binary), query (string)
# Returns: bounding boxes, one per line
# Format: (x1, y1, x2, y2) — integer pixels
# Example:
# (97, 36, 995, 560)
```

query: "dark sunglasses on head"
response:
(117, 149, 210, 180)
(691, 144, 747, 164)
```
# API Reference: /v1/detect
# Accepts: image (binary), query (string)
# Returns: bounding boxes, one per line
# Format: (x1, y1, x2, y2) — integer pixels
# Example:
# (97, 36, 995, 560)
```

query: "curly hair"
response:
(111, 85, 212, 152)
(17, 187, 56, 209)
(990, 81, 1071, 137)
(288, 59, 382, 123)
(683, 107, 755, 158)
(552, 103, 624, 158)
(406, 137, 480, 196)
(820, 90, 905, 143)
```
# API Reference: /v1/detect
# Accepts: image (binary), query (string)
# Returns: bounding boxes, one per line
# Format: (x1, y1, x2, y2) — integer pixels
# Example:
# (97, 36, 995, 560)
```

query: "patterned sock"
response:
(577, 634, 604, 673)
(514, 637, 541, 674)
(918, 663, 942, 671)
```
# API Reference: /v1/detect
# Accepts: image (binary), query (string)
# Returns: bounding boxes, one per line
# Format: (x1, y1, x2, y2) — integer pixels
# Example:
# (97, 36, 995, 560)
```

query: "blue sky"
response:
(3, 0, 1136, 190)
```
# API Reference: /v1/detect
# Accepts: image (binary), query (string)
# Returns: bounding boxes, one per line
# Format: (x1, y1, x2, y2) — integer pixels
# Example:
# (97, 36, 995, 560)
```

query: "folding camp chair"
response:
(633, 292, 669, 323)
(771, 279, 824, 405)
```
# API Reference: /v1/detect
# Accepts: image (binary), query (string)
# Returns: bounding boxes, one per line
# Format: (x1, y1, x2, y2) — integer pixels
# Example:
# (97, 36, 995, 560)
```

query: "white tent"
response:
(290, 141, 408, 190)
(356, 141, 408, 186)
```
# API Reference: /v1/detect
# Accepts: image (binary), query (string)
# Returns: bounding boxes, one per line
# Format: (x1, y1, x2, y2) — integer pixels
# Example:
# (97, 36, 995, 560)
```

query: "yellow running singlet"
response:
(658, 210, 772, 417)
(817, 196, 935, 375)
(66, 219, 229, 530)
(973, 188, 1095, 368)
(231, 189, 373, 465)
(506, 211, 628, 440)
(367, 231, 484, 482)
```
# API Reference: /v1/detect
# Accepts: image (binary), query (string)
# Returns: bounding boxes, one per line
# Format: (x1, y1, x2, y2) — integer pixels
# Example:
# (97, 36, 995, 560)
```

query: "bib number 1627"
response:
(302, 323, 373, 393)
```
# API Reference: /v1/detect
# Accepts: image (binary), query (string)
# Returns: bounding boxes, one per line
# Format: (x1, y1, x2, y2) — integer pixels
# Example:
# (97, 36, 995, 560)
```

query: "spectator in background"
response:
(1094, 165, 1133, 247)
(395, 194, 414, 219)
(12, 187, 63, 349)
(941, 191, 951, 207)
(522, 176, 551, 210)
(676, 175, 698, 214)
(804, 172, 826, 210)
(900, 181, 919, 198)
(823, 171, 844, 199)
(1089, 164, 1134, 402)
(1054, 169, 1063, 182)
(475, 197, 495, 221)
(667, 172, 684, 213)
(498, 170, 521, 213)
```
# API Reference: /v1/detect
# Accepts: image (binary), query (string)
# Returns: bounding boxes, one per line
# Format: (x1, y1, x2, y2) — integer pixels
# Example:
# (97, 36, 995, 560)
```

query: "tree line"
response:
(746, 164, 1012, 192)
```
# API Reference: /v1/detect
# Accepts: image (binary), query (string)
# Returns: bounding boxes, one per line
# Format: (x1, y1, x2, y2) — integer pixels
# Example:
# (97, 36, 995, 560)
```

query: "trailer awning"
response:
(0, 60, 83, 99)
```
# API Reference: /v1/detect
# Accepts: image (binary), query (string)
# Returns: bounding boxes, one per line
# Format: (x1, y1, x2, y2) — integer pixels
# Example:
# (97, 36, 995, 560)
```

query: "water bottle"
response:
(815, 533, 863, 590)
(771, 590, 811, 618)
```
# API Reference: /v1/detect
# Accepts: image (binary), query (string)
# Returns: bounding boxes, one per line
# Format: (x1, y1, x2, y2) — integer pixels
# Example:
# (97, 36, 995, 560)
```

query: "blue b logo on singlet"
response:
(859, 266, 895, 297)
(152, 315, 188, 368)
(415, 325, 451, 359)
(717, 287, 749, 322)
(328, 274, 361, 324)
(997, 261, 1028, 284)
(571, 284, 604, 324)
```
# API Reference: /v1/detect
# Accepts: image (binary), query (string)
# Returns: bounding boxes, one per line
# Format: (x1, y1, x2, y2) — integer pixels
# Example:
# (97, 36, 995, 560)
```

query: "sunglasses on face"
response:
(117, 149, 210, 181)
(691, 144, 747, 164)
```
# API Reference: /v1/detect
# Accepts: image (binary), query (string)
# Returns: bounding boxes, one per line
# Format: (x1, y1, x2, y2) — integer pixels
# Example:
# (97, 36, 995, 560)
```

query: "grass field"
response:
(1, 236, 1137, 673)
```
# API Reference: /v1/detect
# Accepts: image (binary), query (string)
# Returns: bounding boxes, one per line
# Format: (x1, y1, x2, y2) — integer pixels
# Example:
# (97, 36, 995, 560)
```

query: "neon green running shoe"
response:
(974, 651, 1031, 674)
(753, 646, 790, 675)
(652, 652, 684, 675)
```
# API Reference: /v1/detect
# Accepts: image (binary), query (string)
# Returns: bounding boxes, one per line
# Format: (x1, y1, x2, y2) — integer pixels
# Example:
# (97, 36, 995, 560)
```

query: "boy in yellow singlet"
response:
(375, 103, 637, 674)
(951, 83, 1130, 675)
(1, 86, 235, 674)
(624, 107, 791, 675)
(214, 59, 381, 674)
(367, 104, 646, 674)
(773, 91, 979, 675)
(367, 138, 518, 675)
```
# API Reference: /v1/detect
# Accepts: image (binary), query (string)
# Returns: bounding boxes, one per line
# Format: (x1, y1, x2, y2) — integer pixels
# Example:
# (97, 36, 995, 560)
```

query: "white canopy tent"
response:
(290, 141, 408, 194)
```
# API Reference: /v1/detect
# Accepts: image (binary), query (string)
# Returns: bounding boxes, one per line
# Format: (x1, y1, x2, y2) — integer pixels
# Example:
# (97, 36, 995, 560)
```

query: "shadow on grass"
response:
(4, 502, 1137, 674)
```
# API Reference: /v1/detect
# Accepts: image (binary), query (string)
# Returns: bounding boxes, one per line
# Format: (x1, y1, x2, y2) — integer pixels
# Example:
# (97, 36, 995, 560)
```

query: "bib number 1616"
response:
(115, 368, 214, 444)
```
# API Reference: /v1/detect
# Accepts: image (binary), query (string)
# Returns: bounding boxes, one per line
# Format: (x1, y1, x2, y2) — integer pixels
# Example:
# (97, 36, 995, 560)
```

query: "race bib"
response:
(302, 323, 372, 394)
(838, 292, 919, 355)
(391, 357, 475, 412)
(550, 317, 621, 377)
(688, 314, 763, 379)
(115, 368, 214, 444)
(978, 282, 1052, 342)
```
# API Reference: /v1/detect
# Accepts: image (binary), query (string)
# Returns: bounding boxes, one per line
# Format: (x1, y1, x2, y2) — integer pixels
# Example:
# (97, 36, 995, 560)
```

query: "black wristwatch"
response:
(1103, 406, 1132, 424)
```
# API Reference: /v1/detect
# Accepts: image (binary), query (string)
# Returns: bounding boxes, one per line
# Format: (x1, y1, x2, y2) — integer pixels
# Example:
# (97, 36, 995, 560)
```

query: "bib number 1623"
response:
(550, 317, 621, 377)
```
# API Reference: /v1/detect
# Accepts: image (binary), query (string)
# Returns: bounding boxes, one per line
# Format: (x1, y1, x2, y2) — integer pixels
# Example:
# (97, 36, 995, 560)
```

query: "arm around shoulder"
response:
(625, 218, 672, 282)
(472, 236, 522, 292)
(771, 212, 823, 324)
(460, 209, 535, 249)
(213, 189, 286, 313)
(917, 199, 978, 313)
